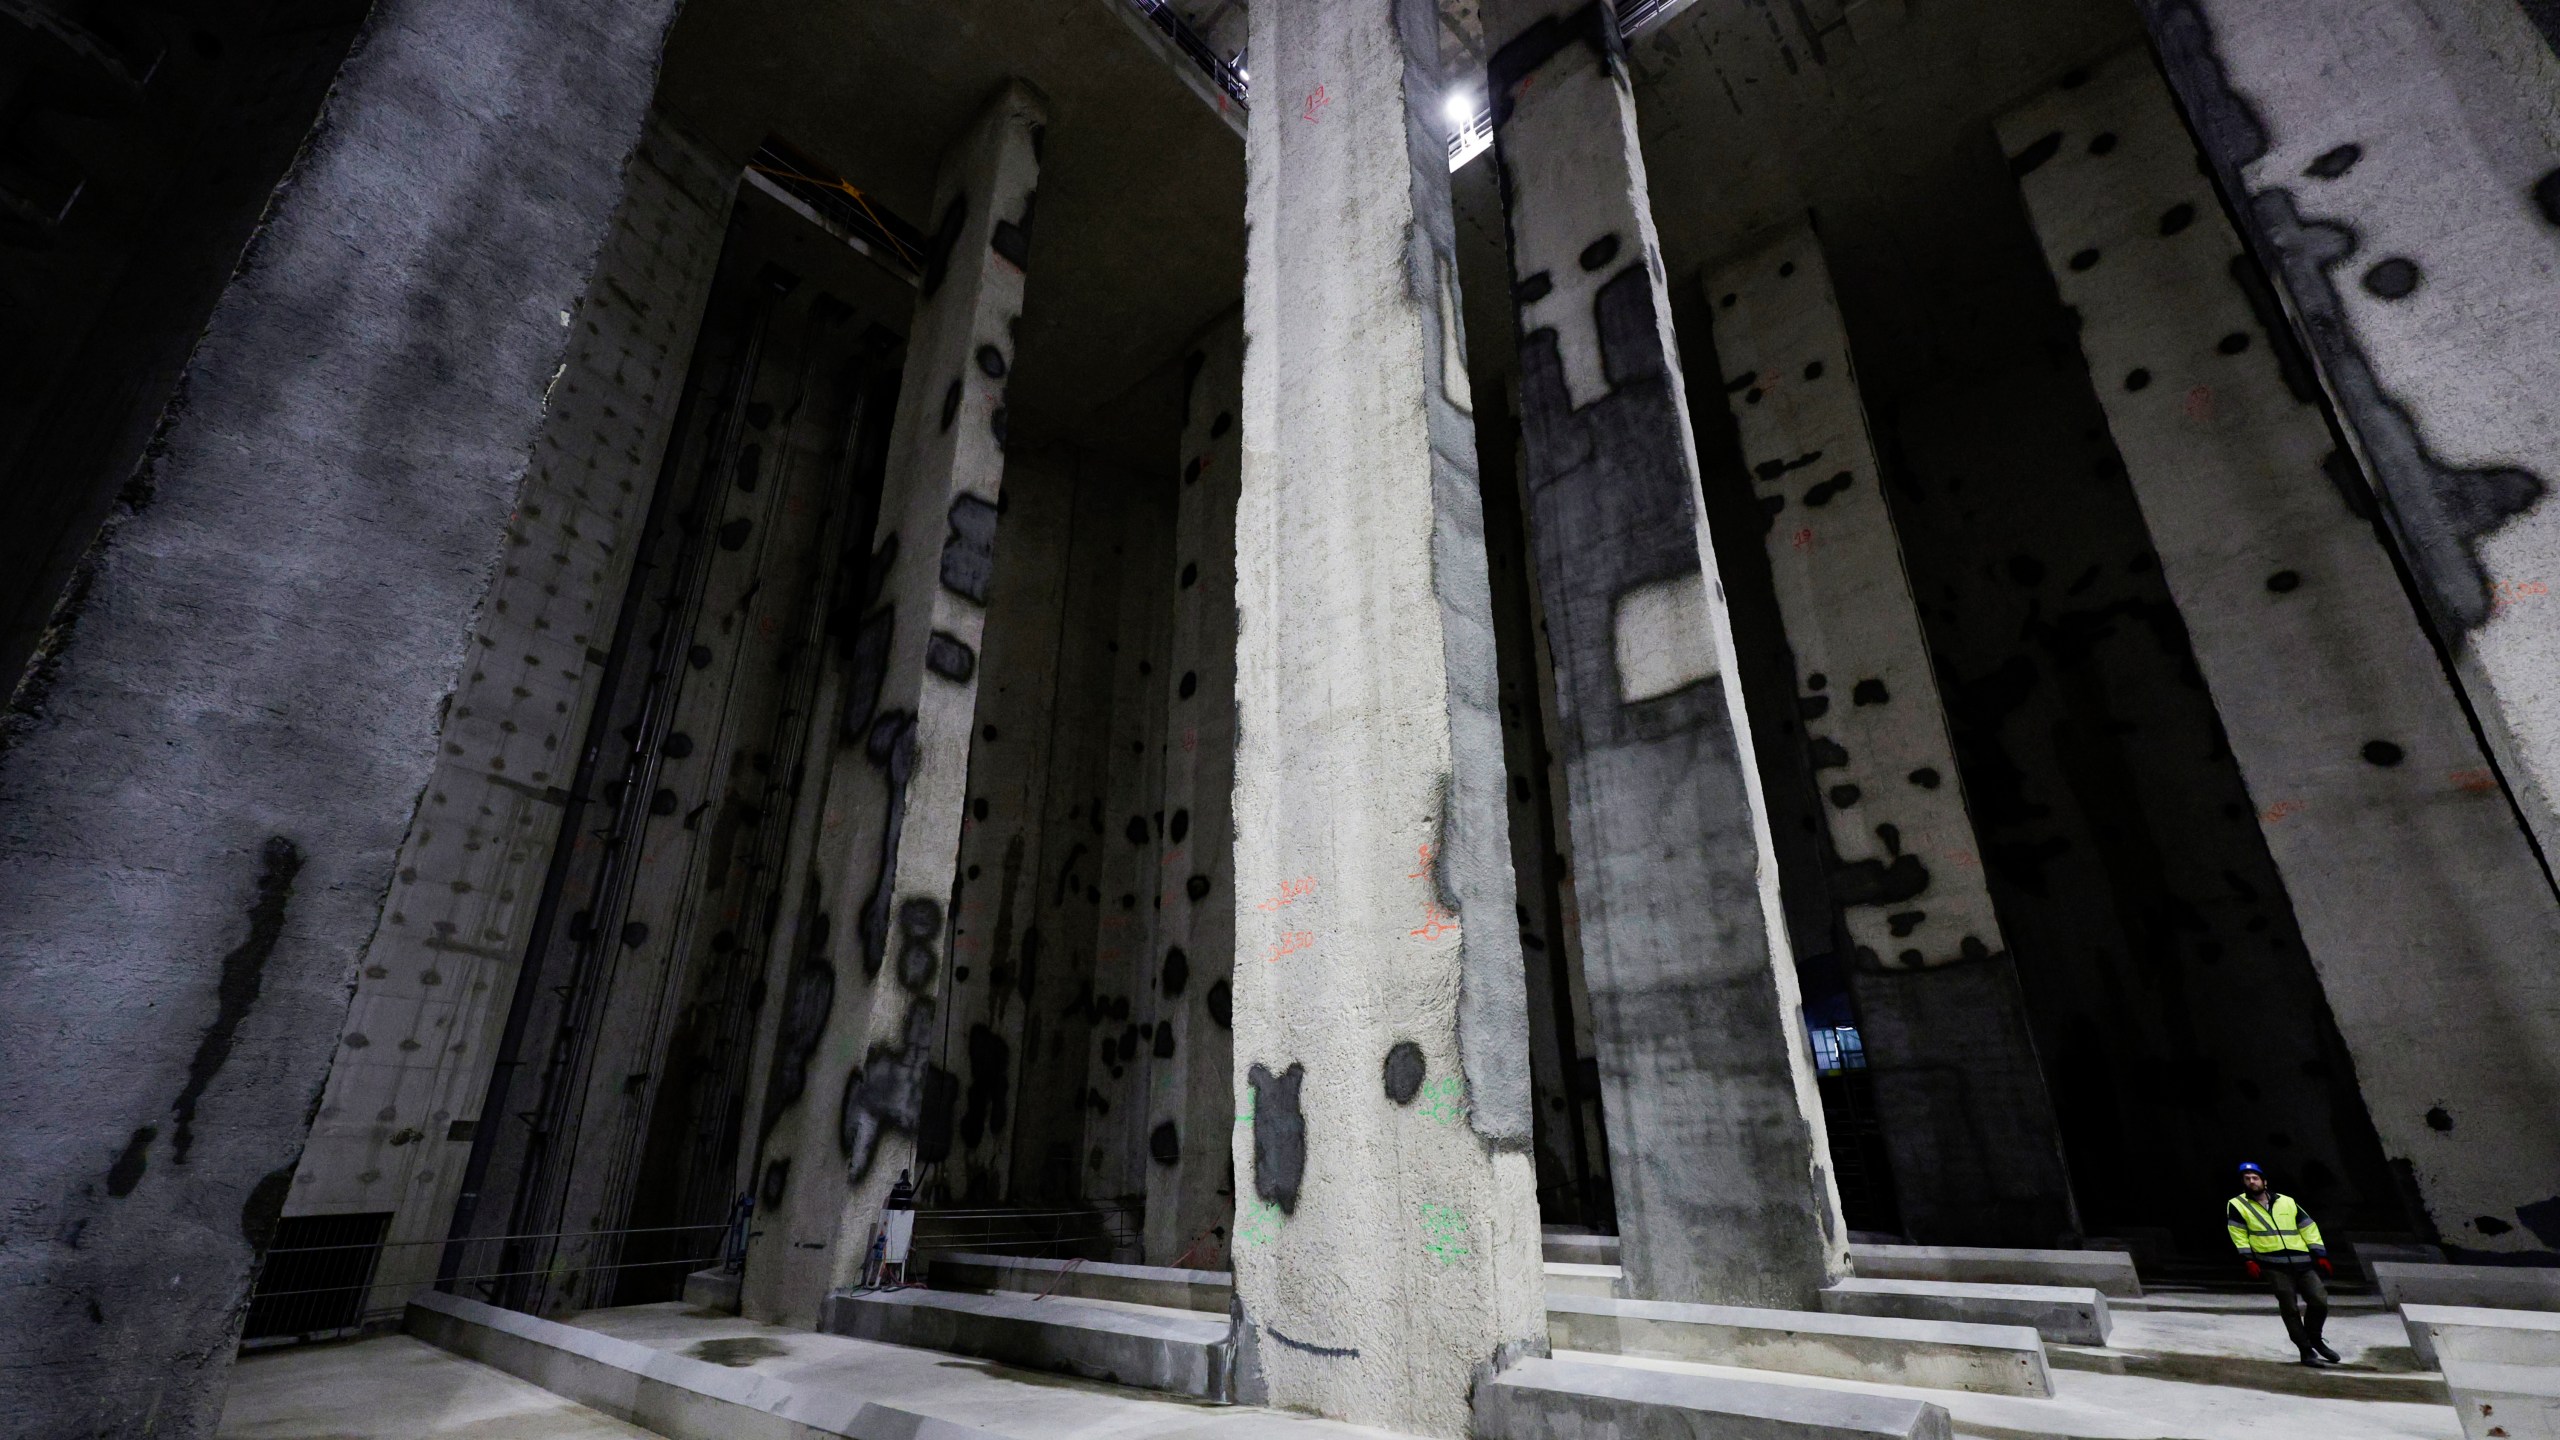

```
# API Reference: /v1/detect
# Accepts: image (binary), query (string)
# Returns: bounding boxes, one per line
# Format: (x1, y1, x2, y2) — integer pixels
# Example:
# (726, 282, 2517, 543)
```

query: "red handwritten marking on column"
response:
(1263, 931, 1313, 963)
(1302, 85, 1331, 122)
(1405, 843, 1436, 880)
(1256, 876, 1316, 912)
(2184, 385, 2215, 423)
(2260, 799, 2302, 824)
(1948, 848, 1979, 869)
(1791, 527, 1818, 552)
(2489, 581, 2550, 613)
(758, 614, 778, 636)
(1182, 726, 1199, 753)
(2451, 768, 2499, 794)
(1409, 901, 1460, 942)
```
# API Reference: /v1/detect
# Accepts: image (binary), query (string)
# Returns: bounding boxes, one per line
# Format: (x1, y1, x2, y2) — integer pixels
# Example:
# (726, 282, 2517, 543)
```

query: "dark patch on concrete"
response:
(991, 191, 1034, 270)
(840, 1000, 939, 1181)
(2011, 131, 2063, 177)
(1150, 1121, 1181, 1165)
(920, 194, 969, 299)
(2426, 1105, 2454, 1131)
(1161, 945, 1189, 996)
(1248, 1062, 1305, 1212)
(689, 1336, 788, 1367)
(1515, 271, 1553, 304)
(1124, 814, 1149, 845)
(2141, 0, 2547, 633)
(1487, 1, 1618, 128)
(1206, 978, 1231, 1028)
(917, 1066, 959, 1164)
(1807, 736, 1850, 769)
(2536, 169, 2560, 227)
(2360, 257, 2420, 300)
(2517, 1195, 2560, 1247)
(1851, 678, 1890, 706)
(1578, 234, 1621, 272)
(1828, 783, 1861, 808)
(896, 897, 942, 991)
(1169, 808, 1190, 841)
(2160, 202, 2197, 235)
(1908, 767, 1941, 788)
(2362, 739, 2404, 766)
(858, 713, 919, 977)
(169, 835, 302, 1163)
(975, 345, 1007, 378)
(1832, 853, 1931, 907)
(1153, 1024, 1175, 1059)
(2304, 143, 2363, 180)
(761, 1157, 790, 1207)
(1383, 1040, 1426, 1103)
(758, 905, 835, 1139)
(839, 605, 896, 745)
(941, 379, 963, 432)
(1185, 873, 1210, 901)
(925, 631, 976, 681)
(105, 1126, 157, 1197)
(1802, 471, 1852, 506)
(1753, 450, 1825, 480)
(990, 407, 1007, 445)
(240, 1162, 296, 1246)
(960, 1023, 1011, 1149)
(940, 495, 998, 606)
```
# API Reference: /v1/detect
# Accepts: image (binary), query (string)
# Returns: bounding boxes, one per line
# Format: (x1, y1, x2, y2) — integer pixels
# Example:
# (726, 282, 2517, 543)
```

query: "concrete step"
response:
(1478, 1355, 1952, 1439)
(926, 1251, 1232, 1313)
(1546, 1261, 1622, 1298)
(682, 1266, 741, 1314)
(1851, 1243, 2142, 1298)
(2378, 1261, 2560, 1313)
(2406, 1302, 2560, 1369)
(1547, 1292, 2050, 1396)
(1821, 1277, 2110, 1346)
(1546, 1231, 1622, 1266)
(821, 1285, 1234, 1402)
(2441, 1355, 2560, 1440)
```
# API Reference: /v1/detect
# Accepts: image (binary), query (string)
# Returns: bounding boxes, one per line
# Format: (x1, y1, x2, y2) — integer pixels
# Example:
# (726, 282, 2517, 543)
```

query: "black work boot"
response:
(2298, 1349, 2331, 1367)
(2313, 1339, 2341, 1363)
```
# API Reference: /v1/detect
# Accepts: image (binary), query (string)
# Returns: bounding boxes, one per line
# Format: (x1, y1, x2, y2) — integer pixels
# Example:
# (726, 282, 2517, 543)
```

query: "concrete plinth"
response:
(1477, 1356, 1953, 1440)
(2002, 43, 2560, 1264)
(822, 1288, 1234, 1402)
(1549, 1263, 1624, 1299)
(1546, 1293, 2049, 1397)
(2443, 1357, 2560, 1440)
(1549, 1232, 1624, 1266)
(1483, 0, 1844, 1310)
(2378, 1264, 2560, 1314)
(1232, 0, 1547, 1431)
(928, 1252, 1231, 1313)
(1851, 1245, 2140, 1299)
(2404, 1303, 2560, 1370)
(1820, 1278, 2108, 1347)
(683, 1269, 743, 1315)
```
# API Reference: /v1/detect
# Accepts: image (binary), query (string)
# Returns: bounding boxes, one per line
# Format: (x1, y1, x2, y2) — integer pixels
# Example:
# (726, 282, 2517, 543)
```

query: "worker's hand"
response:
(2244, 1259, 2263, 1280)
(2315, 1257, 2332, 1276)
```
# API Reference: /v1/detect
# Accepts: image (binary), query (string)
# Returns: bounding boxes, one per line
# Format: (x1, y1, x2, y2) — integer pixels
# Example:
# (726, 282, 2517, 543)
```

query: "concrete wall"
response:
(1483, 0, 1846, 1306)
(2136, 0, 2560, 887)
(1231, 0, 1547, 1430)
(0, 0, 686, 1427)
(2003, 48, 2560, 1258)
(284, 113, 737, 1318)
(1700, 219, 2077, 1249)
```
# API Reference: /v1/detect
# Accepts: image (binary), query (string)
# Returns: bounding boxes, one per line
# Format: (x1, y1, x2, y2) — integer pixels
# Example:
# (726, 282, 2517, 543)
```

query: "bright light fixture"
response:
(1444, 90, 1475, 127)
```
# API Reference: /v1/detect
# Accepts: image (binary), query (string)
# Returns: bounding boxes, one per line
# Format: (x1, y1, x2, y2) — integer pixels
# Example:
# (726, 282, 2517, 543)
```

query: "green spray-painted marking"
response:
(1235, 1090, 1255, 1129)
(1235, 1198, 1284, 1250)
(1420, 1202, 1471, 1266)
(1417, 1075, 1465, 1125)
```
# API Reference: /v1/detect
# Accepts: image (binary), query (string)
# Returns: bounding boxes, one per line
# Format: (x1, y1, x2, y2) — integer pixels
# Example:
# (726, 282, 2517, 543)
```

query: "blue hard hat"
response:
(2238, 1161, 2264, 1176)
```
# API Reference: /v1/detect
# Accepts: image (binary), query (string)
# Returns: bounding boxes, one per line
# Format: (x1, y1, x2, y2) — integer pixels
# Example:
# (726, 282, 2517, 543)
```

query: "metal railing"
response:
(1124, 0, 1249, 107)
(908, 1203, 1143, 1262)
(240, 1221, 727, 1349)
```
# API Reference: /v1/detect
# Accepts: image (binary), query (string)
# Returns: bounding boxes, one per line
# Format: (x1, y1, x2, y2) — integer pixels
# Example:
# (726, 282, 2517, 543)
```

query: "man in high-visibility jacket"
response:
(2227, 1161, 2340, 1365)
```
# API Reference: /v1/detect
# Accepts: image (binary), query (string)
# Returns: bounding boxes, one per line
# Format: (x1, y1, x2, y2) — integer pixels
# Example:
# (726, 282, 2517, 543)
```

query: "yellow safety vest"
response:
(2227, 1192, 2325, 1258)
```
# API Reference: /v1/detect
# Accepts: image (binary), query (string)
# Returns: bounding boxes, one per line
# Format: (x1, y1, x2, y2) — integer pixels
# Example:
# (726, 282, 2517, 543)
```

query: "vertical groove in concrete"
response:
(2003, 49, 2560, 1256)
(1233, 0, 1546, 1431)
(1702, 221, 2078, 1249)
(1482, 0, 1845, 1307)
(1142, 312, 1244, 1269)
(2135, 0, 2560, 902)
(0, 0, 690, 1427)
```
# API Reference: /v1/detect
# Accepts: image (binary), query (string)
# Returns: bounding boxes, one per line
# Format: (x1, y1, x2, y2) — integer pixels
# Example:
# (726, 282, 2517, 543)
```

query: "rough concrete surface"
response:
(1477, 1355, 1953, 1440)
(1851, 1244, 2142, 1298)
(824, 1286, 1233, 1401)
(1545, 1292, 2052, 1396)
(1483, 0, 1844, 1311)
(219, 1333, 660, 1440)
(0, 0, 684, 1429)
(1231, 0, 1547, 1430)
(1821, 1277, 2110, 1346)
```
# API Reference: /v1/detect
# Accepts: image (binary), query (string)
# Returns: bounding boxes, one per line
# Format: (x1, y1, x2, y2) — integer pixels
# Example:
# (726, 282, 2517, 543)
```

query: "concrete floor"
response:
(215, 1291, 2463, 1440)
(217, 1334, 660, 1439)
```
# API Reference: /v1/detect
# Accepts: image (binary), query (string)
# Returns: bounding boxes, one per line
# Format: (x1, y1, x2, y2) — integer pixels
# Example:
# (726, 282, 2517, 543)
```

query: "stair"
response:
(1478, 1355, 1953, 1439)
(821, 1286, 1234, 1401)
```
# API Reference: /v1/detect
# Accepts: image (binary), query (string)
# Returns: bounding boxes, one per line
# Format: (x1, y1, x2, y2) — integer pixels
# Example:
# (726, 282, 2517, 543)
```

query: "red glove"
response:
(2244, 1259, 2263, 1280)
(2316, 1257, 2333, 1276)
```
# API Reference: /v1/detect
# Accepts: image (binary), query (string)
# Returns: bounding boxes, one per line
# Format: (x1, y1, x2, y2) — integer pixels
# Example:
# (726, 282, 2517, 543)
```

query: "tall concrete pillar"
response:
(1142, 313, 1243, 1268)
(739, 82, 1046, 1327)
(2003, 49, 2560, 1258)
(1483, 0, 1846, 1305)
(1232, 1, 1546, 1431)
(1701, 222, 2080, 1248)
(2135, 0, 2560, 893)
(0, 0, 685, 1427)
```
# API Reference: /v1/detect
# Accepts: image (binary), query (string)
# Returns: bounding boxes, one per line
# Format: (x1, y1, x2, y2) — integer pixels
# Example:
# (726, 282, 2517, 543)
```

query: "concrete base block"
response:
(1850, 1244, 2141, 1298)
(682, 1268, 741, 1314)
(1477, 1356, 1953, 1439)
(1548, 1262, 1624, 1299)
(1548, 1232, 1624, 1266)
(2379, 1263, 2560, 1313)
(926, 1252, 1232, 1313)
(2406, 1303, 2560, 1371)
(2442, 1356, 2560, 1440)
(1547, 1293, 2050, 1396)
(404, 1291, 1000, 1439)
(821, 1287, 1234, 1402)
(1821, 1277, 2109, 1346)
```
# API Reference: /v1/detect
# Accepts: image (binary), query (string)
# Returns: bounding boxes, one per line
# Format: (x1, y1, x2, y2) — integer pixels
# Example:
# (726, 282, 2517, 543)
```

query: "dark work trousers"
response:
(2264, 1260, 2330, 1354)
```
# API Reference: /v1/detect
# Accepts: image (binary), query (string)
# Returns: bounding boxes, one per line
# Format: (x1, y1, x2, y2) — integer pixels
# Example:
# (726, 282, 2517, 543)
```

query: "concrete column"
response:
(2003, 49, 2560, 1258)
(1233, 0, 1545, 1431)
(1142, 314, 1243, 1268)
(0, 0, 684, 1426)
(739, 82, 1045, 1326)
(1701, 222, 2079, 1249)
(2136, 0, 2560, 888)
(1483, 0, 1845, 1305)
